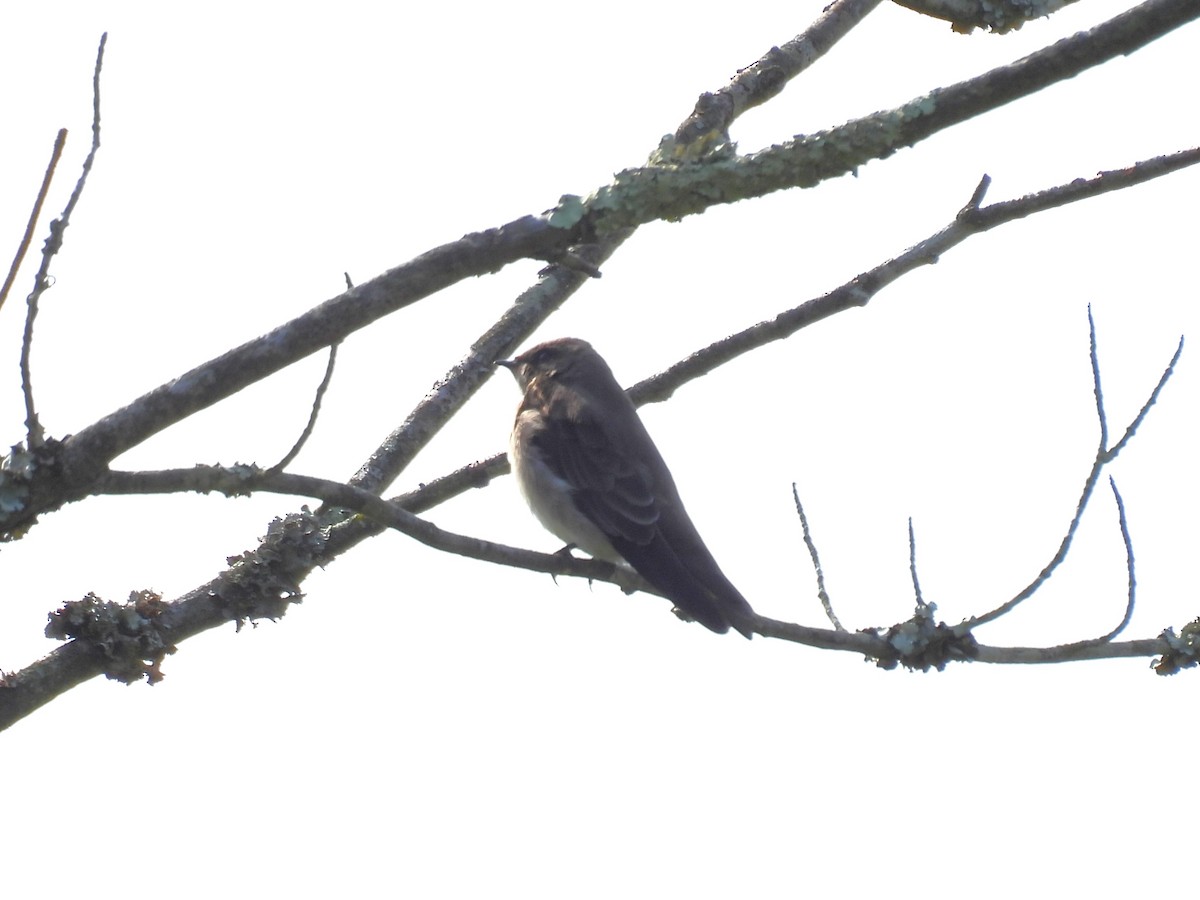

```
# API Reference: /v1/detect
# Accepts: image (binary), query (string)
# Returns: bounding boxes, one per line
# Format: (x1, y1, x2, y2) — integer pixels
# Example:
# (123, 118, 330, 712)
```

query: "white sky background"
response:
(2, 1, 1197, 896)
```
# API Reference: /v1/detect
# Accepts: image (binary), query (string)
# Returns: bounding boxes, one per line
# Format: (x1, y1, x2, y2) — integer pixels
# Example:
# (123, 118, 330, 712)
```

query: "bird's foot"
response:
(550, 543, 578, 584)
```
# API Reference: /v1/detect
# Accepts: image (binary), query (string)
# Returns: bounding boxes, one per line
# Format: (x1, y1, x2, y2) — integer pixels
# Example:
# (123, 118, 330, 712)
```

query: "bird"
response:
(498, 337, 757, 637)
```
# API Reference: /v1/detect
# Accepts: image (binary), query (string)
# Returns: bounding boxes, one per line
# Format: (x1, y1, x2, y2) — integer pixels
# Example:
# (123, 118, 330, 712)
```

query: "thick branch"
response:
(60, 215, 576, 478)
(578, 0, 1200, 235)
(668, 0, 885, 157)
(0, 592, 1177, 732)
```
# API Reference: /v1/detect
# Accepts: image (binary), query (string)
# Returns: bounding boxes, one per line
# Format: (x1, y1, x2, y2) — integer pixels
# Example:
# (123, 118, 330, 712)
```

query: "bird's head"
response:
(497, 337, 600, 391)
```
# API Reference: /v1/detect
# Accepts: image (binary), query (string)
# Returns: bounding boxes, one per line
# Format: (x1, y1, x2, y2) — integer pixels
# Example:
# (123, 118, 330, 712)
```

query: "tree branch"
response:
(578, 0, 1200, 236)
(629, 148, 1200, 405)
(95, 464, 647, 591)
(667, 0, 885, 159)
(384, 144, 1200, 530)
(8, 0, 1192, 539)
(0, 129, 67, 314)
(341, 0, 881, 498)
(3, 4, 1196, 732)
(20, 35, 107, 448)
(966, 328, 1183, 629)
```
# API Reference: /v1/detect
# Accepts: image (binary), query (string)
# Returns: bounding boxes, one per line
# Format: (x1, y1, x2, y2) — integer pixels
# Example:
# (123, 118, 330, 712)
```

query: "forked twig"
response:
(966, 317, 1181, 630)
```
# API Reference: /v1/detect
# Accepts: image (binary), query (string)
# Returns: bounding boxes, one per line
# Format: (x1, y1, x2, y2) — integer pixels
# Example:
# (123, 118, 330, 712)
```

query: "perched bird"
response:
(498, 337, 757, 637)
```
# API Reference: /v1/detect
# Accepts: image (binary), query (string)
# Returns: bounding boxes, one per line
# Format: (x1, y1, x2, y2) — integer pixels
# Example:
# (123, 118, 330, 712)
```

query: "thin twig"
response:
(1088, 305, 1108, 452)
(0, 129, 68, 314)
(965, 320, 1182, 630)
(267, 343, 340, 473)
(1106, 335, 1184, 460)
(1095, 476, 1137, 643)
(792, 484, 844, 631)
(908, 518, 926, 608)
(20, 33, 107, 447)
(967, 462, 1105, 631)
(960, 173, 991, 212)
(264, 272, 354, 471)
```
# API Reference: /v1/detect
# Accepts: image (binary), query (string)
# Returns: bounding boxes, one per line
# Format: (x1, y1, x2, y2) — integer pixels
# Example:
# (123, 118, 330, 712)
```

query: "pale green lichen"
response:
(0, 445, 35, 514)
(1154, 618, 1200, 675)
(46, 589, 174, 684)
(546, 194, 586, 229)
(577, 96, 939, 237)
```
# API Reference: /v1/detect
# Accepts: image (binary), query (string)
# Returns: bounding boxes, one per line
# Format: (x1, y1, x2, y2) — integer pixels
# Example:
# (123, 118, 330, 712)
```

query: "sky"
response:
(2, 2, 1198, 897)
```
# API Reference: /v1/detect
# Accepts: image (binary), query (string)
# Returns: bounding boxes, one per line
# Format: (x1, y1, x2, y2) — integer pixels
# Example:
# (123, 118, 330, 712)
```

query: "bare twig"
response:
(21, 35, 107, 447)
(1089, 304, 1108, 451)
(0, 129, 67, 314)
(265, 273, 354, 472)
(1105, 335, 1184, 460)
(792, 484, 844, 631)
(966, 321, 1182, 630)
(631, 148, 1200, 406)
(267, 343, 340, 473)
(908, 518, 927, 608)
(1096, 476, 1137, 643)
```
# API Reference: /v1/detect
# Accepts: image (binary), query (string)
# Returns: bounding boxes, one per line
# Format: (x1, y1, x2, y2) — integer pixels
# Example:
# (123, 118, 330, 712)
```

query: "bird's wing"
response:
(532, 392, 752, 636)
(530, 398, 659, 545)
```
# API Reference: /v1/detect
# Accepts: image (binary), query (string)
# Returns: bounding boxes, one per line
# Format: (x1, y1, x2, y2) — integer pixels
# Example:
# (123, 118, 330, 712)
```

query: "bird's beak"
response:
(497, 357, 528, 389)
(496, 358, 524, 384)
